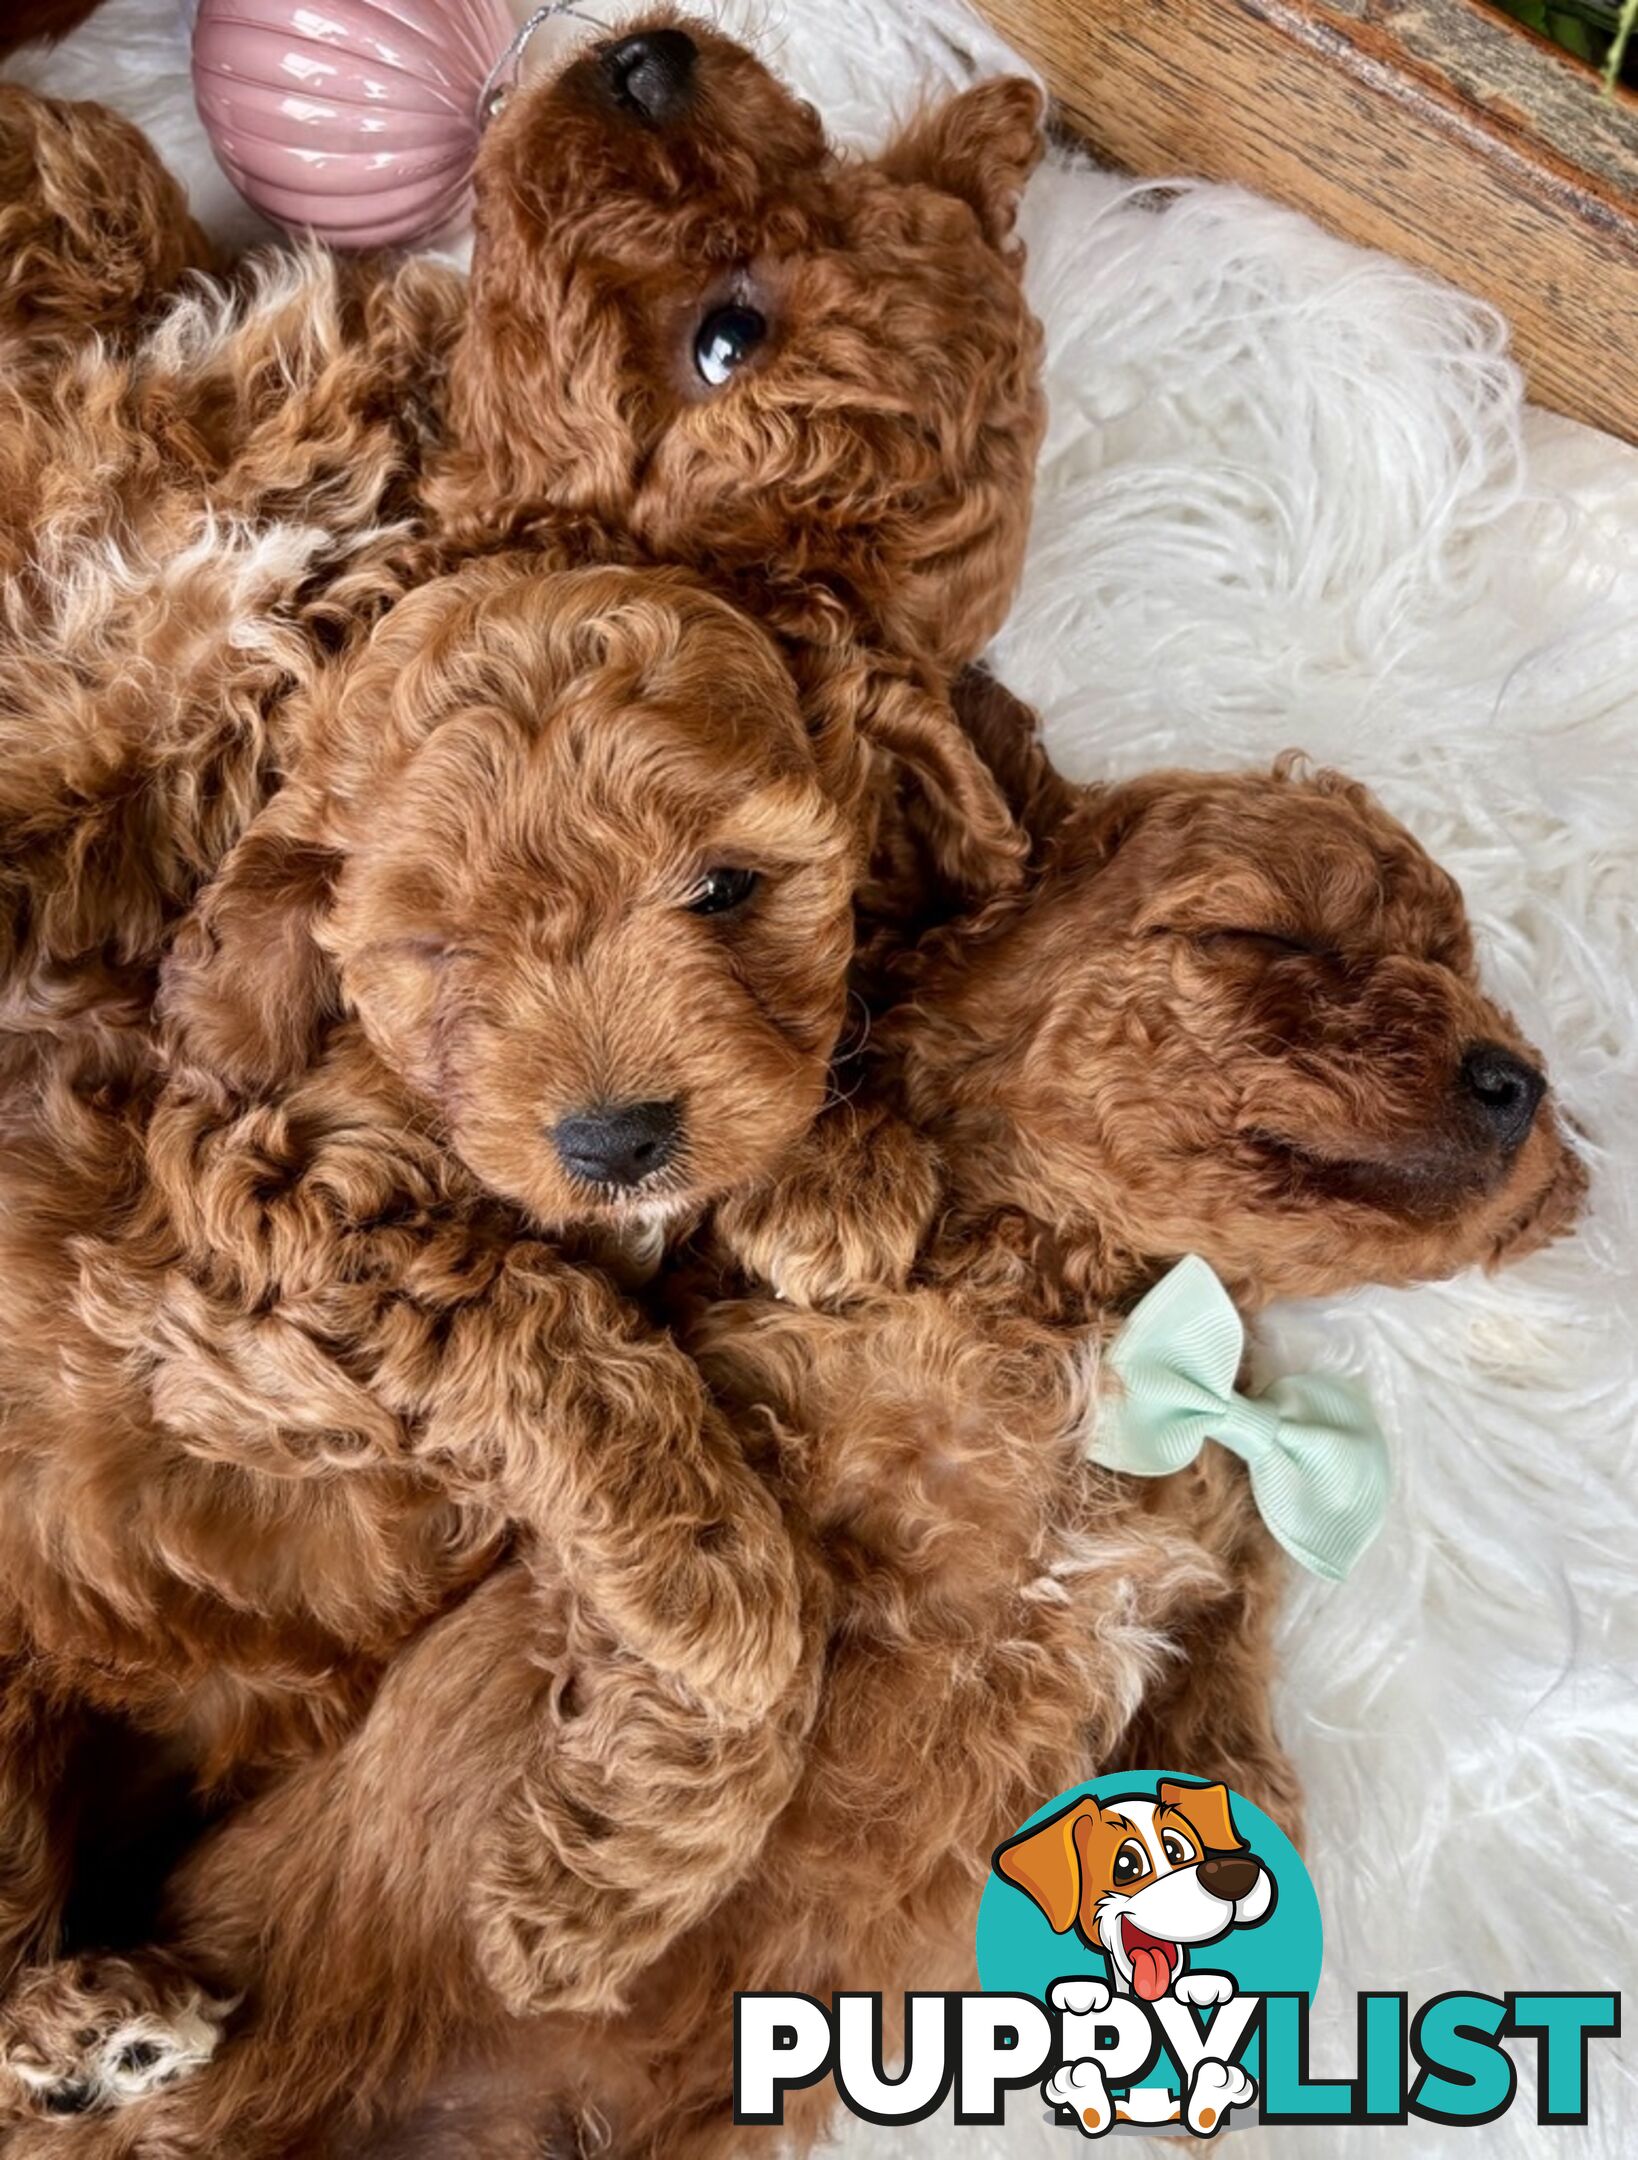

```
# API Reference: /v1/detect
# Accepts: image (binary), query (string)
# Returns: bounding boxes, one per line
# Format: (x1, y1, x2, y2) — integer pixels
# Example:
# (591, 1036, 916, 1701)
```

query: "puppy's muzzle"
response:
(598, 30, 698, 125)
(551, 1099, 682, 1189)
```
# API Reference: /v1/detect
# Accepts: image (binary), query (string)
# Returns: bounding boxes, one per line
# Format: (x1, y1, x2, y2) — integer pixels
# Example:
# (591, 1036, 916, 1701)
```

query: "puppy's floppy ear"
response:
(1159, 1780, 1247, 1856)
(879, 76, 1045, 246)
(157, 571, 488, 1094)
(158, 787, 343, 1097)
(798, 645, 1027, 901)
(993, 1797, 1097, 1933)
(951, 666, 1080, 850)
(864, 672, 1030, 901)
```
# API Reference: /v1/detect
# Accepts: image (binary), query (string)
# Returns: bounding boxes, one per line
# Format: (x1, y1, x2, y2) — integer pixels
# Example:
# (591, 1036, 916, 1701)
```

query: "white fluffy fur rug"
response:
(8, 0, 1637, 2151)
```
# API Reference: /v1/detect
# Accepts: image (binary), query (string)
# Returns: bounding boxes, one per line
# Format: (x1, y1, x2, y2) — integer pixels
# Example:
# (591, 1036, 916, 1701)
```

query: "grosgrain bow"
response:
(1091, 1255, 1389, 1581)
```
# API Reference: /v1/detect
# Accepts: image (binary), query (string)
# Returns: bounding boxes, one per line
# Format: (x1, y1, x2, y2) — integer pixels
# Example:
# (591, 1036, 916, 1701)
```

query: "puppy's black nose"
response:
(1197, 1854, 1261, 1904)
(551, 1099, 682, 1189)
(1459, 1042, 1545, 1152)
(598, 30, 697, 123)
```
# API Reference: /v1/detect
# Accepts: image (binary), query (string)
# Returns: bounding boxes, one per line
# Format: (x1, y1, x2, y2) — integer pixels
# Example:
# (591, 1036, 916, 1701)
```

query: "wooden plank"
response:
(980, 0, 1638, 442)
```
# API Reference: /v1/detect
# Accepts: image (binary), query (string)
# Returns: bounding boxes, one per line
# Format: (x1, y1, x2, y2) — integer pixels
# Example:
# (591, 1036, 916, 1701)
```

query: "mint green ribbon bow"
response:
(1092, 1255, 1390, 1581)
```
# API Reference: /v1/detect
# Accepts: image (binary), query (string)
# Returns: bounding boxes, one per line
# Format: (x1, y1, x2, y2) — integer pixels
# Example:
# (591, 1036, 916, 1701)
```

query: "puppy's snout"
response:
(551, 1099, 682, 1188)
(1459, 1042, 1545, 1152)
(1197, 1854, 1261, 1904)
(599, 30, 698, 123)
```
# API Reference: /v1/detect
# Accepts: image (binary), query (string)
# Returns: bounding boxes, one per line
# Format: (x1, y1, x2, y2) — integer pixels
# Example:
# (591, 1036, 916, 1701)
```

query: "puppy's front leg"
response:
(422, 1244, 804, 1720)
(115, 1067, 804, 1723)
(713, 1101, 940, 1308)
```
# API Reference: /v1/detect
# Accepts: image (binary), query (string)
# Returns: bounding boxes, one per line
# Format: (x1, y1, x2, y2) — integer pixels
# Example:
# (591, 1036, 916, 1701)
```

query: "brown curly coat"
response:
(0, 723, 1580, 2157)
(0, 34, 1585, 2160)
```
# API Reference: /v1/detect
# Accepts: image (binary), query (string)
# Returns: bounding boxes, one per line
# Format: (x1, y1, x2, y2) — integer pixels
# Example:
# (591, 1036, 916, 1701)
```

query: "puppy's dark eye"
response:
(686, 867, 760, 916)
(1112, 1839, 1148, 1886)
(694, 304, 767, 387)
(1161, 1831, 1194, 1866)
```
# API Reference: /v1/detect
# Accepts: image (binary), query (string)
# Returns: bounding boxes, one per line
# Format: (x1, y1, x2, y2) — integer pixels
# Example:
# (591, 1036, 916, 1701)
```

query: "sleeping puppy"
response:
(18, 752, 1579, 2160)
(580, 753, 1574, 2160)
(537, 751, 1577, 2160)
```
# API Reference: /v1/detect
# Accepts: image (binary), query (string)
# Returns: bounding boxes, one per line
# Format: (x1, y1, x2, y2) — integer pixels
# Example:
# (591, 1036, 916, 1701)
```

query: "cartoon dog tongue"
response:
(1123, 1922, 1174, 2001)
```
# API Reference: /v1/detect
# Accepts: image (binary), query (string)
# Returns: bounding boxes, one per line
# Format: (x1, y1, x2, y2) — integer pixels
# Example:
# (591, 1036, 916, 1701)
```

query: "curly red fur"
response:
(343, 747, 1574, 2160)
(0, 19, 1042, 1055)
(0, 560, 876, 2139)
(0, 40, 1587, 2160)
(0, 86, 208, 340)
(0, 733, 1581, 2157)
(423, 9, 1046, 904)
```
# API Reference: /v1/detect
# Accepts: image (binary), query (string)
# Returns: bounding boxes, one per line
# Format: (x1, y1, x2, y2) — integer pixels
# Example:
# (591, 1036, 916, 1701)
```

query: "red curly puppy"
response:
(0, 559, 869, 2135)
(0, 29, 1052, 2138)
(347, 740, 1579, 2160)
(431, 11, 1046, 678)
(429, 9, 1046, 907)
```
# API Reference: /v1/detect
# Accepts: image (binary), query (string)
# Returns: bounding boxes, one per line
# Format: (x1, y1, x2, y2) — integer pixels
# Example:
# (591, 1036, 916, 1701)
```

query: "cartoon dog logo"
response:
(993, 1780, 1274, 2136)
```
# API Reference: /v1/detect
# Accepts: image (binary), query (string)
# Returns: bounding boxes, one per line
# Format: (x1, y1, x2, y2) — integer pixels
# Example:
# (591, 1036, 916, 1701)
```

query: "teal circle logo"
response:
(976, 1772, 1321, 2122)
(978, 1771, 1320, 1999)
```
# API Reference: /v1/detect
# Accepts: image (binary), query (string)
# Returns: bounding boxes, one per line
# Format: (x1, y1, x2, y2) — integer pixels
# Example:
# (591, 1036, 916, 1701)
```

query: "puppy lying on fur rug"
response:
(492, 733, 1580, 2160)
(428, 12, 1045, 679)
(0, 25, 1583, 2160)
(0, 728, 1581, 2156)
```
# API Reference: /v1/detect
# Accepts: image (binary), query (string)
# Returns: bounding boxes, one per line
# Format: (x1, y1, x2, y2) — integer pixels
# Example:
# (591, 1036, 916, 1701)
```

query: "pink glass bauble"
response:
(192, 0, 514, 249)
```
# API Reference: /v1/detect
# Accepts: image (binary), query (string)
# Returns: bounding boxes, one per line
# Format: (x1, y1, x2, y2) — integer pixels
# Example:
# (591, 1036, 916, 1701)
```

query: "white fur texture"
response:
(7, 0, 1636, 2151)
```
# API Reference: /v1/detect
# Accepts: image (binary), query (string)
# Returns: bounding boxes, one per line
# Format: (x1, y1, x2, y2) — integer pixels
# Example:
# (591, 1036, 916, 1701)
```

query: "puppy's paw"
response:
(597, 1501, 805, 1723)
(1185, 2057, 1255, 2135)
(1049, 1977, 1112, 2017)
(1172, 1970, 1236, 2009)
(1043, 2055, 1114, 2138)
(714, 1105, 939, 1308)
(667, 1547, 805, 1722)
(0, 1952, 229, 2123)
